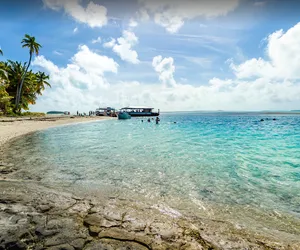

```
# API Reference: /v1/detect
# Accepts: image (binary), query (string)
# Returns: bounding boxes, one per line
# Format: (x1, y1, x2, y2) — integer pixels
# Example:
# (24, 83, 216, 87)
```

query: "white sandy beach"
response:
(0, 116, 112, 148)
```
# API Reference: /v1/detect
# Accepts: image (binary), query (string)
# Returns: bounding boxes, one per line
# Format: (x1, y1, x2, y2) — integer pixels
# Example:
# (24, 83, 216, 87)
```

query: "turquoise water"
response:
(4, 113, 300, 219)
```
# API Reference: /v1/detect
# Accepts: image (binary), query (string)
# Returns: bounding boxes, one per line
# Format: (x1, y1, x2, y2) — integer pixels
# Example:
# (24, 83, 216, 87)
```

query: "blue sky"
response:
(1, 0, 300, 112)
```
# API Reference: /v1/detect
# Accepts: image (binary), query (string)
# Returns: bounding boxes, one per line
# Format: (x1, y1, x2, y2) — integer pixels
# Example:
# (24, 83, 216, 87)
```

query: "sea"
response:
(3, 112, 300, 238)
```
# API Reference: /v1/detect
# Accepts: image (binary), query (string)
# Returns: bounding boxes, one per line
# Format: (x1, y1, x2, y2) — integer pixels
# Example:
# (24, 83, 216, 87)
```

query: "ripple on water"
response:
(2, 113, 300, 235)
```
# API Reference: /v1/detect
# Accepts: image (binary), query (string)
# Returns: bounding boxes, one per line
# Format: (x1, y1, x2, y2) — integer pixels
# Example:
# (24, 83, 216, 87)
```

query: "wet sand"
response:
(0, 116, 112, 148)
(1, 117, 300, 249)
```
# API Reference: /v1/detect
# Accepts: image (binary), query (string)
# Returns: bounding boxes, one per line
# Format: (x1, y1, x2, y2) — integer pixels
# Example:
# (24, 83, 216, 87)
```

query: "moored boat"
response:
(118, 111, 131, 120)
(120, 106, 160, 117)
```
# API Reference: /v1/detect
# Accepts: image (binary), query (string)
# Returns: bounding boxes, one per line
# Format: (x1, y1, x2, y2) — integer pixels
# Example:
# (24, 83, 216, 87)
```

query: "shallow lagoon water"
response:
(3, 112, 300, 235)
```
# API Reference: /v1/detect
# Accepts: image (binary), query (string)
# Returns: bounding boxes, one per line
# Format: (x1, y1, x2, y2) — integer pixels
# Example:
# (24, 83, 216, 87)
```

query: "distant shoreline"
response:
(0, 115, 113, 148)
(161, 110, 300, 115)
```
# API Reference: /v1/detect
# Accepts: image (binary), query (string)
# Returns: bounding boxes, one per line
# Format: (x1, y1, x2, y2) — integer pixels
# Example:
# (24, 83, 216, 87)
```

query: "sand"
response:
(0, 115, 112, 147)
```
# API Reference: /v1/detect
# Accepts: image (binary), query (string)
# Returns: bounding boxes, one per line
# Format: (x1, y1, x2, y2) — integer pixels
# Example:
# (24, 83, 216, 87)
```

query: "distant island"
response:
(47, 111, 68, 115)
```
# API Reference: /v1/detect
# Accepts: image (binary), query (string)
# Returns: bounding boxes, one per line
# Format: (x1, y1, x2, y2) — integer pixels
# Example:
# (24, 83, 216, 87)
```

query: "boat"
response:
(95, 107, 116, 116)
(118, 111, 131, 120)
(119, 106, 160, 117)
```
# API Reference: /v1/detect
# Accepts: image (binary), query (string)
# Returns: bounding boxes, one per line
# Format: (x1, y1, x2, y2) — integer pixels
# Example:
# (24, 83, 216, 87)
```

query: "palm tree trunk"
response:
(16, 53, 32, 112)
(15, 84, 20, 106)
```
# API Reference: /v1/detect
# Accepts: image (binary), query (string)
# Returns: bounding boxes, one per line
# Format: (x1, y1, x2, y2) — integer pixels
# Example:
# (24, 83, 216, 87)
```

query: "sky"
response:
(1, 0, 300, 112)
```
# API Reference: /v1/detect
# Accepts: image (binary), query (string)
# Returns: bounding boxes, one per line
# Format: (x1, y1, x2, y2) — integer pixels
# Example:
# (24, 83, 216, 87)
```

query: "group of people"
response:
(76, 111, 95, 116)
(141, 117, 160, 124)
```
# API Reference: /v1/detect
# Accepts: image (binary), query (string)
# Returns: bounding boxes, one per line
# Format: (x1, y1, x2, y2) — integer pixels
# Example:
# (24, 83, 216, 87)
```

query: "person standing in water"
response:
(156, 116, 160, 124)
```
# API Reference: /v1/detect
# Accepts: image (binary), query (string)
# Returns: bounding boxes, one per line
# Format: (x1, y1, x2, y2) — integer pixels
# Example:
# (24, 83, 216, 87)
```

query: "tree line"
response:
(0, 34, 50, 115)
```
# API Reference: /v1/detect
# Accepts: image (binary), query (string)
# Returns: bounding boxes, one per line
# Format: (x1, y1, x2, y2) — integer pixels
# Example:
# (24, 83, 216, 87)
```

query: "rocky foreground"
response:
(1, 175, 300, 250)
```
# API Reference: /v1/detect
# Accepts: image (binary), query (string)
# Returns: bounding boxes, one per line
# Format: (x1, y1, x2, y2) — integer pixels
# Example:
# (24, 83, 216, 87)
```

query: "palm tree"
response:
(0, 62, 12, 114)
(16, 34, 42, 111)
(0, 48, 3, 56)
(6, 61, 26, 105)
(0, 62, 8, 85)
(35, 71, 51, 95)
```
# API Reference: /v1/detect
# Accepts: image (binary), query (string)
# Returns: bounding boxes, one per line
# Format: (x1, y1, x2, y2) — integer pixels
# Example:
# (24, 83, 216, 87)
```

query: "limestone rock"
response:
(89, 225, 101, 236)
(85, 239, 149, 250)
(46, 243, 75, 250)
(70, 238, 86, 250)
(84, 214, 102, 226)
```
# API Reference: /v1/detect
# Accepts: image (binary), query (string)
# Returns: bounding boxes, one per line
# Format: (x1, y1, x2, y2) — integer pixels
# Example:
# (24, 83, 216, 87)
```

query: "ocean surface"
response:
(3, 112, 300, 234)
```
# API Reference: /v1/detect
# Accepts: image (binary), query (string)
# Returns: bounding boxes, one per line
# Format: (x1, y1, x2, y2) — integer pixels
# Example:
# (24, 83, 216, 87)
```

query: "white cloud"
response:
(184, 56, 212, 69)
(129, 18, 138, 28)
(105, 31, 140, 64)
(33, 45, 118, 90)
(33, 55, 60, 74)
(30, 23, 300, 113)
(137, 9, 150, 21)
(152, 55, 176, 87)
(92, 36, 101, 44)
(154, 13, 184, 34)
(103, 38, 116, 48)
(31, 45, 120, 112)
(230, 22, 300, 80)
(72, 45, 118, 75)
(43, 0, 108, 28)
(137, 0, 240, 33)
(73, 27, 78, 33)
(53, 50, 63, 56)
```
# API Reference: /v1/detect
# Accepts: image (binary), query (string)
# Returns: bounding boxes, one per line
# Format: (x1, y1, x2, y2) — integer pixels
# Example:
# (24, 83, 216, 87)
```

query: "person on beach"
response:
(147, 118, 151, 122)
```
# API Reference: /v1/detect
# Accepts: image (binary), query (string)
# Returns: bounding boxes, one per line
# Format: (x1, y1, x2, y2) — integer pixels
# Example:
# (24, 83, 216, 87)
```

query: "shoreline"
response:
(1, 117, 300, 249)
(0, 115, 113, 148)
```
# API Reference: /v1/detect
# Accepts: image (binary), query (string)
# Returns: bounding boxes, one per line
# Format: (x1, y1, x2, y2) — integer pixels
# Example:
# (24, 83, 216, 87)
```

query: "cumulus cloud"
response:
(31, 45, 121, 112)
(104, 31, 139, 64)
(43, 0, 108, 28)
(152, 56, 176, 87)
(103, 38, 116, 48)
(33, 45, 118, 90)
(137, 0, 240, 33)
(91, 36, 101, 44)
(230, 22, 300, 80)
(31, 23, 300, 113)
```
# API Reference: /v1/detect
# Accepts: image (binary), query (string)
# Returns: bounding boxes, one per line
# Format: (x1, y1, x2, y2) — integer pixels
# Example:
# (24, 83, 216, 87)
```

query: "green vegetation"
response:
(0, 35, 50, 115)
(0, 111, 46, 118)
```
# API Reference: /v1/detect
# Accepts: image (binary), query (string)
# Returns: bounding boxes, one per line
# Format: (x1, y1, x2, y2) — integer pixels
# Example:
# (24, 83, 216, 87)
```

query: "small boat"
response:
(96, 107, 116, 116)
(118, 111, 131, 120)
(120, 106, 160, 117)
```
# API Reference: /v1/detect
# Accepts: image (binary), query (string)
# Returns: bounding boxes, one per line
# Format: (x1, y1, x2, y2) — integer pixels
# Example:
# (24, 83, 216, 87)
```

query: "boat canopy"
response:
(96, 107, 115, 111)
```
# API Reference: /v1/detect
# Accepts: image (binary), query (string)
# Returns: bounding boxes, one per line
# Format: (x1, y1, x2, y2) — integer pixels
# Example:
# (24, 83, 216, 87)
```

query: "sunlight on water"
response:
(3, 113, 300, 221)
